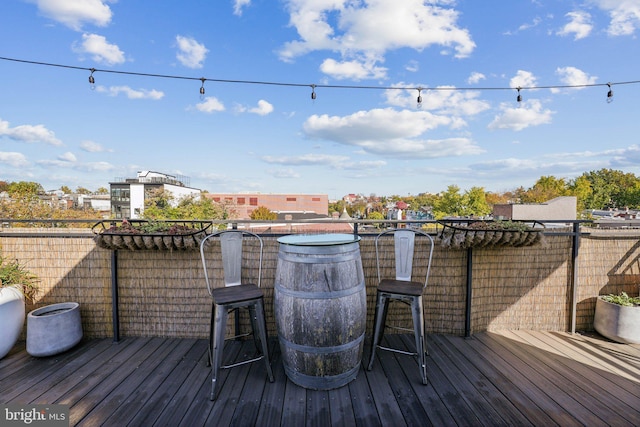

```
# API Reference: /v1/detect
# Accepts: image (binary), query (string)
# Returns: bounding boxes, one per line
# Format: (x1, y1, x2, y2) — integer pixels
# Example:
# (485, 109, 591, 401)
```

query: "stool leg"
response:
(211, 303, 228, 401)
(368, 292, 389, 371)
(254, 299, 274, 382)
(207, 302, 215, 367)
(411, 296, 427, 385)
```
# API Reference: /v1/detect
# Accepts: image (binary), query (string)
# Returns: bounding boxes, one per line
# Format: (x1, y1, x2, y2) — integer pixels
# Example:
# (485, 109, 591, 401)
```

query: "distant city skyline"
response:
(1, 1, 640, 200)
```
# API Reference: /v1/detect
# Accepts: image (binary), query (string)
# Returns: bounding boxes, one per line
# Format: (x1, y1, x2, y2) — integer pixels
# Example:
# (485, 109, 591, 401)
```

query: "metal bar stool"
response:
(367, 228, 434, 385)
(200, 230, 274, 401)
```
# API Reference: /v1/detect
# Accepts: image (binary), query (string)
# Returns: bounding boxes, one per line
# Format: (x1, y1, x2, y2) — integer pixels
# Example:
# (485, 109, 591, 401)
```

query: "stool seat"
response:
(378, 279, 423, 296)
(212, 284, 263, 304)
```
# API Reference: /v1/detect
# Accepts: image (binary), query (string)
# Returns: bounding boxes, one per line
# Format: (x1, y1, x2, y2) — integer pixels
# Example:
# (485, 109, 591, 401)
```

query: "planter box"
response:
(438, 220, 545, 249)
(92, 220, 211, 251)
(593, 297, 640, 344)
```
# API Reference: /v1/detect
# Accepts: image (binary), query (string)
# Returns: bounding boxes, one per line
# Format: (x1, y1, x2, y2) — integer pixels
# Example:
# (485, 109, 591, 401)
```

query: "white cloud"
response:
(262, 154, 349, 166)
(0, 152, 29, 167)
(302, 108, 484, 158)
(592, 0, 640, 36)
(383, 85, 490, 117)
(194, 97, 225, 113)
(32, 0, 114, 30)
(249, 100, 274, 115)
(551, 66, 597, 93)
(488, 99, 554, 131)
(233, 0, 251, 16)
(0, 118, 63, 146)
(467, 72, 486, 84)
(509, 70, 538, 89)
(80, 140, 109, 152)
(267, 168, 301, 179)
(95, 85, 165, 100)
(72, 33, 125, 65)
(279, 0, 475, 79)
(59, 152, 77, 162)
(175, 35, 209, 68)
(557, 11, 593, 40)
(320, 57, 387, 80)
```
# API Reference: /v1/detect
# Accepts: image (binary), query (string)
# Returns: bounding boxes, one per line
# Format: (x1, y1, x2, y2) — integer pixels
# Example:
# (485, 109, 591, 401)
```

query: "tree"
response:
(96, 187, 109, 195)
(142, 190, 231, 220)
(250, 206, 277, 220)
(60, 186, 72, 194)
(432, 185, 464, 219)
(520, 176, 569, 203)
(75, 186, 91, 195)
(7, 181, 43, 198)
(578, 169, 640, 209)
(463, 187, 491, 217)
(366, 211, 385, 228)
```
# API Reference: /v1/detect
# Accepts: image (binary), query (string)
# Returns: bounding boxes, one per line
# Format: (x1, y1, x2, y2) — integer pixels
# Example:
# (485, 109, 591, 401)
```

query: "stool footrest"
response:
(376, 344, 417, 357)
(221, 354, 265, 370)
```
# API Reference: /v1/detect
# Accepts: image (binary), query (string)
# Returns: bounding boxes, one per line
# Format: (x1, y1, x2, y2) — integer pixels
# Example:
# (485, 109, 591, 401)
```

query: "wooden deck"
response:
(1, 331, 639, 426)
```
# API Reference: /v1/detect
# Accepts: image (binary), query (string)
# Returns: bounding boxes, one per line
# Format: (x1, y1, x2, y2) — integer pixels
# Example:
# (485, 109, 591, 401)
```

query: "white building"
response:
(109, 171, 201, 219)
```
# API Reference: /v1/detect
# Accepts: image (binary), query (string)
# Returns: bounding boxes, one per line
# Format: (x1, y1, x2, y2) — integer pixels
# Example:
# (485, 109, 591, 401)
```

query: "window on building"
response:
(250, 197, 258, 206)
(312, 197, 320, 202)
(286, 197, 296, 202)
(237, 197, 245, 205)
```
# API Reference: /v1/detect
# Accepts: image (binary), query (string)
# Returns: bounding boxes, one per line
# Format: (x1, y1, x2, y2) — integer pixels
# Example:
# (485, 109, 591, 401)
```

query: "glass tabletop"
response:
(277, 233, 361, 246)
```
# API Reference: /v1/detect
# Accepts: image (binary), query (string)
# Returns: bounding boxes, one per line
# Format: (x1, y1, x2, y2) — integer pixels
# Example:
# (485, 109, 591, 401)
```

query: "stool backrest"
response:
(375, 229, 434, 288)
(200, 230, 263, 295)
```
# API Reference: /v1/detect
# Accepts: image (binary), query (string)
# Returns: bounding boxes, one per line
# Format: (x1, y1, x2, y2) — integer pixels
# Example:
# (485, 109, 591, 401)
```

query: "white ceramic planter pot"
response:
(0, 285, 25, 359)
(27, 302, 83, 357)
(593, 297, 640, 344)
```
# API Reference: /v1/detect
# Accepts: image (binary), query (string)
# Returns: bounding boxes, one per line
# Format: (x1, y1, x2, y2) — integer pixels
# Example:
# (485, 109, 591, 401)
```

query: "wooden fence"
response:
(1, 225, 639, 339)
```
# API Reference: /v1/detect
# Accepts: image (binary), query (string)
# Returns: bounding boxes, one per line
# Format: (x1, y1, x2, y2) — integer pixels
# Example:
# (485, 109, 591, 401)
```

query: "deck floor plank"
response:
(427, 334, 532, 427)
(512, 330, 640, 424)
(477, 332, 612, 426)
(100, 339, 200, 427)
(1, 331, 639, 427)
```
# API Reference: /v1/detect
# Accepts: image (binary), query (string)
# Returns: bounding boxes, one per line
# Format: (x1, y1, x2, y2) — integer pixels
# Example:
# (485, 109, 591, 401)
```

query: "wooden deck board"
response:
(1, 331, 639, 427)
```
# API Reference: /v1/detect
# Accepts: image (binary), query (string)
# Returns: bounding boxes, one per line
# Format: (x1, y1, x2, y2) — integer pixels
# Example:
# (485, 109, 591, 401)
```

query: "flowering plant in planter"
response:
(437, 219, 545, 249)
(92, 219, 212, 250)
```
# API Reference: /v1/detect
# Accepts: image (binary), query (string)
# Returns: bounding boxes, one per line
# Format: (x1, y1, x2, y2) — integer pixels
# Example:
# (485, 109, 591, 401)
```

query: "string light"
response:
(1, 56, 639, 103)
(416, 87, 423, 108)
(199, 77, 206, 100)
(88, 68, 95, 89)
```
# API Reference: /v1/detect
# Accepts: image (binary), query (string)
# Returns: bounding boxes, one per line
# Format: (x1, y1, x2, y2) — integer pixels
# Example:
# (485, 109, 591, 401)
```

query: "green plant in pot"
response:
(0, 255, 40, 358)
(593, 291, 640, 344)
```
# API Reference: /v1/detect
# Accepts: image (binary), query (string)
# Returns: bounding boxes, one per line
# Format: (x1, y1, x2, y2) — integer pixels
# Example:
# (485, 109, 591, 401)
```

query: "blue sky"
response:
(1, 0, 639, 200)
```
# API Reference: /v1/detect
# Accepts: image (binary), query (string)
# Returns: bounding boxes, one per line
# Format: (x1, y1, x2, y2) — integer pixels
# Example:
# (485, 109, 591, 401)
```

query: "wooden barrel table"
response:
(275, 233, 367, 390)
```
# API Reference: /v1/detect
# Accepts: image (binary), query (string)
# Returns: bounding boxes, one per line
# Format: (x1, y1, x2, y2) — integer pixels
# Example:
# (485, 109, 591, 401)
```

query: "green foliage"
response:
(601, 292, 640, 307)
(6, 181, 44, 198)
(0, 255, 40, 302)
(142, 189, 230, 221)
(250, 206, 277, 220)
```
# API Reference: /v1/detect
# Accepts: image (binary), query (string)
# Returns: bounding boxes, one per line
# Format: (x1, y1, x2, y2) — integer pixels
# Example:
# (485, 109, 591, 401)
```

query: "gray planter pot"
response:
(27, 302, 83, 357)
(593, 297, 640, 344)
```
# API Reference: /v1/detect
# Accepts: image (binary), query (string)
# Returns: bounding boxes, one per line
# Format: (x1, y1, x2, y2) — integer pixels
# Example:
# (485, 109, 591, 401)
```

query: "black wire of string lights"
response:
(1, 55, 638, 104)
